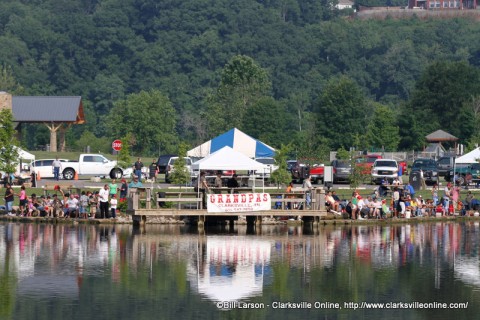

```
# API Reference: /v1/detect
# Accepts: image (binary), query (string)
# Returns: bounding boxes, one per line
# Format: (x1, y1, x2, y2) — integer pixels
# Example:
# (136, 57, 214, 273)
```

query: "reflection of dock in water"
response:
(129, 226, 336, 292)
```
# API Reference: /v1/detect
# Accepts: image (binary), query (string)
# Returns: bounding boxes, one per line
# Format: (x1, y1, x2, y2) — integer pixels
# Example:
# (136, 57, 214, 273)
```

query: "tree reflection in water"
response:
(0, 222, 479, 319)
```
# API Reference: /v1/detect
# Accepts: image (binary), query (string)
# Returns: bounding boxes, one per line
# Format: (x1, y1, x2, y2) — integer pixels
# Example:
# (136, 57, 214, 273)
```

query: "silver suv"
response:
(165, 156, 194, 183)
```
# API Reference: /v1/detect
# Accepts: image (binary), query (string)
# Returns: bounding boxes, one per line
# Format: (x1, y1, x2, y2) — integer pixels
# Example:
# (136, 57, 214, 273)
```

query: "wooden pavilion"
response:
(425, 129, 458, 155)
(0, 92, 85, 152)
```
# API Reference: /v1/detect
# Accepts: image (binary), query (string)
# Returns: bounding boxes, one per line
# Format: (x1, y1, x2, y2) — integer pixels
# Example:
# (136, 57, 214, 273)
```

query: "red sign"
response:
(112, 139, 122, 151)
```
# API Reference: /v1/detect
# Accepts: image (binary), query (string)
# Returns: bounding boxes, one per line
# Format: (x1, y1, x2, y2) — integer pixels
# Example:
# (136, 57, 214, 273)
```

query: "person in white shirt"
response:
(373, 198, 382, 218)
(420, 169, 426, 190)
(52, 157, 62, 181)
(99, 184, 110, 219)
(64, 193, 79, 218)
(303, 176, 313, 209)
(110, 194, 117, 219)
(357, 197, 366, 220)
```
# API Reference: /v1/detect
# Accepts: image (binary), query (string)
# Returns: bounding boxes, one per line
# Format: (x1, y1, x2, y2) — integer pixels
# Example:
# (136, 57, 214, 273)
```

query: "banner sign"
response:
(207, 193, 271, 213)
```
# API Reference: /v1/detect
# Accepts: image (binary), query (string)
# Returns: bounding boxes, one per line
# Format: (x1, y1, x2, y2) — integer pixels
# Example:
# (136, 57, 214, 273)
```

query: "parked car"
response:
(165, 156, 195, 183)
(289, 161, 310, 183)
(356, 154, 408, 175)
(255, 157, 279, 178)
(398, 160, 408, 175)
(410, 158, 439, 185)
(371, 159, 398, 184)
(355, 154, 382, 174)
(157, 154, 177, 174)
(122, 167, 148, 180)
(436, 156, 455, 177)
(331, 160, 352, 183)
(309, 164, 324, 184)
(61, 154, 123, 180)
(287, 160, 297, 172)
(446, 163, 480, 185)
(30, 159, 71, 179)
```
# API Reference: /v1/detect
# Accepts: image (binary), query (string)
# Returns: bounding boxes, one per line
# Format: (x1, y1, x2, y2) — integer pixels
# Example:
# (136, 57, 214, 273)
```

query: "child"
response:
(381, 199, 391, 219)
(110, 194, 117, 219)
(18, 185, 27, 216)
(435, 203, 444, 217)
(27, 198, 35, 217)
(79, 191, 89, 219)
(89, 192, 98, 219)
(44, 195, 53, 217)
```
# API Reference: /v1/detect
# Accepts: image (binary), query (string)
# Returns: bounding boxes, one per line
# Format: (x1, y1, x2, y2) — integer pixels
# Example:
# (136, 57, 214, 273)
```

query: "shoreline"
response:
(1, 213, 480, 226)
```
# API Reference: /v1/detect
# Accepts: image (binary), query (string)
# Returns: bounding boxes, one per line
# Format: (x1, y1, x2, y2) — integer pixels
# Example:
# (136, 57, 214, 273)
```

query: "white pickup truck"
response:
(61, 154, 123, 180)
(371, 159, 398, 184)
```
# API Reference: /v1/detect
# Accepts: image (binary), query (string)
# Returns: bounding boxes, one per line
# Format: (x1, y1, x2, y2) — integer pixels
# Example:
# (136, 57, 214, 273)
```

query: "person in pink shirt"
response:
(451, 186, 460, 215)
(18, 185, 27, 216)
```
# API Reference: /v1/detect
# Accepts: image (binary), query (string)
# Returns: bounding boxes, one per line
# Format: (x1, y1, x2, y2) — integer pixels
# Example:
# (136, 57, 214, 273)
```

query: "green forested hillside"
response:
(1, 0, 480, 159)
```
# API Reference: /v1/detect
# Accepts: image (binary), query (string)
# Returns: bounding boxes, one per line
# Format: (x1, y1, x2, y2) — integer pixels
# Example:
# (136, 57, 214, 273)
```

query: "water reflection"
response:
(1, 222, 480, 319)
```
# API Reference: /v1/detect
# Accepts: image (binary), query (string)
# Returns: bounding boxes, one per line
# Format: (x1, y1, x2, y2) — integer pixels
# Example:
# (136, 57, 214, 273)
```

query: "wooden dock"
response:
(127, 208, 328, 226)
(127, 187, 328, 226)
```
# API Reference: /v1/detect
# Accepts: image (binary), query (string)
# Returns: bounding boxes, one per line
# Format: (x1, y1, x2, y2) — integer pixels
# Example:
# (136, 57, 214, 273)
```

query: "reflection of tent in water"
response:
(454, 256, 480, 288)
(189, 237, 271, 302)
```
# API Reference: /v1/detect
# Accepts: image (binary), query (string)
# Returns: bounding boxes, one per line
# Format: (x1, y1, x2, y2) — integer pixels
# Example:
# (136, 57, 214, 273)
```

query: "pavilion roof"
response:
(425, 129, 458, 142)
(12, 96, 85, 123)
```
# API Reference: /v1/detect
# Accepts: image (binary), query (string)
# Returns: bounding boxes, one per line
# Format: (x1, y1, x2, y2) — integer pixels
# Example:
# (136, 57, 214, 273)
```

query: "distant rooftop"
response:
(425, 129, 458, 142)
(12, 96, 84, 123)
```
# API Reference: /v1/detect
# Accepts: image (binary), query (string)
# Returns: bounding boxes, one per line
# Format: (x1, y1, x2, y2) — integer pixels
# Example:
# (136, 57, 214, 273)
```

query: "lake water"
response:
(0, 221, 479, 320)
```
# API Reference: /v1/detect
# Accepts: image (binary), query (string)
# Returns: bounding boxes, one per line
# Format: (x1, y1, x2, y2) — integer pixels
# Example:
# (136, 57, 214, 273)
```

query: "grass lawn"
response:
(31, 151, 115, 161)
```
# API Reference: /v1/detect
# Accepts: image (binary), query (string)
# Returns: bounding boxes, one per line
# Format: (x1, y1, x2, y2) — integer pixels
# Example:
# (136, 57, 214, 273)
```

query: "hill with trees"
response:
(1, 0, 480, 159)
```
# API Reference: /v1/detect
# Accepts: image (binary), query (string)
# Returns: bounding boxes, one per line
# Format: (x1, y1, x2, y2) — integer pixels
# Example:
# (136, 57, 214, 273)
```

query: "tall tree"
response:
(208, 55, 271, 134)
(270, 144, 292, 187)
(0, 65, 25, 94)
(317, 76, 370, 149)
(0, 109, 19, 176)
(169, 143, 191, 186)
(365, 103, 400, 151)
(242, 97, 292, 147)
(106, 89, 178, 155)
(402, 61, 480, 149)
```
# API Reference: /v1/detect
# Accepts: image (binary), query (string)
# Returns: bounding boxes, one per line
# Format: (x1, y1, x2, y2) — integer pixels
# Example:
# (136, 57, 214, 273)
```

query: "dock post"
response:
(316, 188, 326, 211)
(198, 215, 205, 228)
(132, 215, 146, 227)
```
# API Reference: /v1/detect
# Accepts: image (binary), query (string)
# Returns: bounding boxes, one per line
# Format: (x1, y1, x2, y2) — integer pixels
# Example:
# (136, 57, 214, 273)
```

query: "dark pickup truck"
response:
(436, 156, 455, 177)
(446, 163, 480, 185)
(410, 158, 439, 185)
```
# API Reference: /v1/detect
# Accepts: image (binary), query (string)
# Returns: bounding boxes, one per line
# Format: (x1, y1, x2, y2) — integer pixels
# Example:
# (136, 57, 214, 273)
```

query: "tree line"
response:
(1, 0, 480, 161)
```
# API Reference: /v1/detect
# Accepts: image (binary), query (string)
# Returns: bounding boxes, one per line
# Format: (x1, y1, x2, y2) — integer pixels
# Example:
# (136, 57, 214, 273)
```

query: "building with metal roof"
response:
(0, 92, 85, 152)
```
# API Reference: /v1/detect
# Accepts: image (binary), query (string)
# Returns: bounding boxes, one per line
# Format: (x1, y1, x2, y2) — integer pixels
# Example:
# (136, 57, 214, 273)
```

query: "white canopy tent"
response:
(15, 146, 35, 174)
(453, 148, 480, 200)
(192, 146, 267, 171)
(15, 146, 35, 161)
(455, 147, 480, 164)
(192, 146, 268, 192)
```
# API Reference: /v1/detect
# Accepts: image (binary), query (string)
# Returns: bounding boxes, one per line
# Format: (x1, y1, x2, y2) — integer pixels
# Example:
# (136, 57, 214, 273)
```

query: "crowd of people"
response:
(1, 176, 144, 219)
(322, 181, 480, 220)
